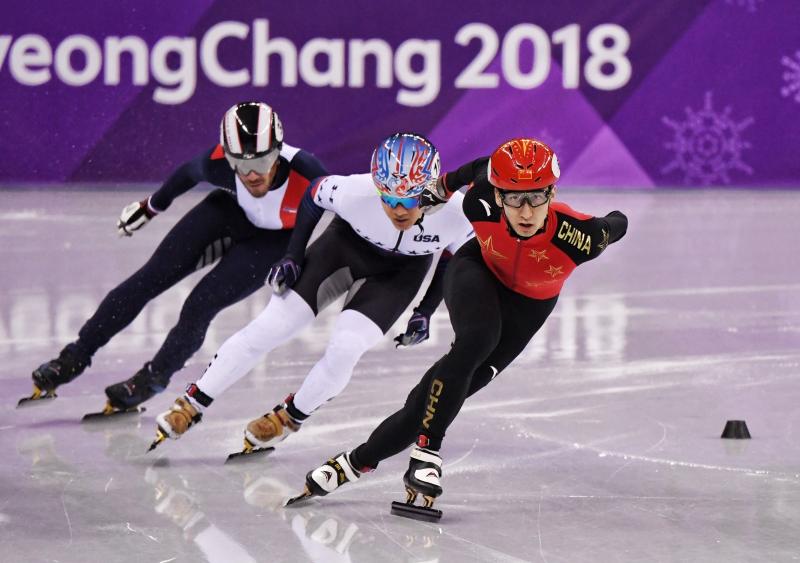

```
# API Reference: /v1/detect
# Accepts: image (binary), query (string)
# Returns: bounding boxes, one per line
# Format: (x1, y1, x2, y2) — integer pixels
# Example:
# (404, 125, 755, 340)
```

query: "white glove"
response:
(117, 198, 157, 237)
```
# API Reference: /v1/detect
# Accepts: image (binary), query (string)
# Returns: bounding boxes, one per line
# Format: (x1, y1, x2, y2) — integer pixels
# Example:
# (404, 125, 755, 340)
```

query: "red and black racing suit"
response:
(350, 156, 628, 466)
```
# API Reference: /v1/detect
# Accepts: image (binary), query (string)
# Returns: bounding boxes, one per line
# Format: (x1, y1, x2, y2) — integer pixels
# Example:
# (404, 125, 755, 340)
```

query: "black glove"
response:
(394, 309, 430, 347)
(418, 177, 449, 214)
(117, 198, 157, 237)
(267, 256, 302, 295)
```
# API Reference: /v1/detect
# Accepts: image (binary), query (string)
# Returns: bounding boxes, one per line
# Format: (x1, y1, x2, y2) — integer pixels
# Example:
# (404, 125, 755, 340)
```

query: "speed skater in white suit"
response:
(149, 133, 474, 454)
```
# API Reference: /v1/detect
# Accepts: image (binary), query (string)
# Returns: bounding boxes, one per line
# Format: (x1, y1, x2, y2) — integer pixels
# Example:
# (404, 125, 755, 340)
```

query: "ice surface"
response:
(1, 189, 799, 562)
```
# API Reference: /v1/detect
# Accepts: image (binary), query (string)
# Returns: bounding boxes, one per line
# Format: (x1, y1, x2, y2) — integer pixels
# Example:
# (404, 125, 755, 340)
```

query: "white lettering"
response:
(252, 18, 298, 87)
(454, 23, 499, 88)
(502, 24, 550, 89)
(348, 39, 392, 88)
(551, 24, 580, 89)
(0, 36, 12, 71)
(201, 21, 250, 87)
(9, 34, 51, 86)
(54, 35, 102, 86)
(299, 38, 345, 87)
(394, 38, 440, 107)
(0, 21, 632, 108)
(104, 36, 149, 85)
(585, 24, 632, 90)
(151, 36, 196, 105)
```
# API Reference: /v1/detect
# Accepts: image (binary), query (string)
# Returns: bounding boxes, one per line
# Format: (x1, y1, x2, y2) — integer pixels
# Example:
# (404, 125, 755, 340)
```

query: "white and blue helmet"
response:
(370, 133, 440, 198)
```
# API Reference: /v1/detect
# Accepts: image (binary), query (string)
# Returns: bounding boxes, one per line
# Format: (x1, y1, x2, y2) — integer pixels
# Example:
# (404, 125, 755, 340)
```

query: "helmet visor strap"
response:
(225, 149, 280, 176)
(499, 187, 552, 209)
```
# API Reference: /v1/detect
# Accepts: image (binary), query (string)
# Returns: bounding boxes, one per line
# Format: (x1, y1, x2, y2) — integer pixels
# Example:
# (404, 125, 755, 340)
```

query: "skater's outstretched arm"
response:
(419, 156, 488, 213)
(439, 156, 490, 196)
(149, 146, 234, 212)
(118, 147, 232, 237)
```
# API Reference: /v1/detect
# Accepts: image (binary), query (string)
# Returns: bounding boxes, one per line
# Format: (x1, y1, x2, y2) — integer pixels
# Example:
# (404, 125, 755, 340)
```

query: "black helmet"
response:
(220, 102, 284, 175)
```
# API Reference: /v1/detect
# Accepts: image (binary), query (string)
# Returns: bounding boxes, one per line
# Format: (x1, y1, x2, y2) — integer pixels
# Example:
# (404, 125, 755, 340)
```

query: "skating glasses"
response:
(499, 186, 553, 209)
(380, 193, 421, 209)
(225, 149, 280, 176)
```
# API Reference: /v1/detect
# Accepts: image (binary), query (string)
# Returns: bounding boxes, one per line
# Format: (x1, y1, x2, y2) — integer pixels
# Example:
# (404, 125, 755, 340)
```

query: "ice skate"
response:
(18, 346, 90, 408)
(390, 446, 443, 522)
(284, 451, 363, 507)
(226, 397, 301, 463)
(83, 363, 167, 421)
(81, 402, 146, 422)
(148, 396, 202, 452)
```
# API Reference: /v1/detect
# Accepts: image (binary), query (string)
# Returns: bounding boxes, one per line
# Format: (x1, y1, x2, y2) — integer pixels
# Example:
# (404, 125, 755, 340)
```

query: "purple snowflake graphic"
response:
(661, 92, 754, 186)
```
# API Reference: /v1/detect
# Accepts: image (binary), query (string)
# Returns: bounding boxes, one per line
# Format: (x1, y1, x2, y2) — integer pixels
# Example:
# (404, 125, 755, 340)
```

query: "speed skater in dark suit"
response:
(20, 102, 327, 415)
(149, 133, 475, 454)
(293, 138, 628, 519)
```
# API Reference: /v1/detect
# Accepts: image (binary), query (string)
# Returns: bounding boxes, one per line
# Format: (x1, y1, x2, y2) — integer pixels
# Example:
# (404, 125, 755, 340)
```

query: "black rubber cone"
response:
(721, 420, 751, 439)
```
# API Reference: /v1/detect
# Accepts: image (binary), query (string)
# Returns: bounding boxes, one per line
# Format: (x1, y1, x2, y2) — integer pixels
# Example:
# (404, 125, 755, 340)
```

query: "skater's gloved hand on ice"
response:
(117, 197, 158, 237)
(268, 256, 302, 295)
(394, 308, 430, 347)
(418, 177, 449, 215)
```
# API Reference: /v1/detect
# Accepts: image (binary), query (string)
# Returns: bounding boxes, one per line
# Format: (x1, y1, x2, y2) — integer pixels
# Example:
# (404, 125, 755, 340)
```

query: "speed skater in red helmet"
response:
(291, 137, 628, 520)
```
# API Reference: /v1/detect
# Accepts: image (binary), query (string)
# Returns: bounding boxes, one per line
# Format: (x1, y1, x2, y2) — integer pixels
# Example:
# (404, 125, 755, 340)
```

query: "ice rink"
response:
(2, 189, 799, 562)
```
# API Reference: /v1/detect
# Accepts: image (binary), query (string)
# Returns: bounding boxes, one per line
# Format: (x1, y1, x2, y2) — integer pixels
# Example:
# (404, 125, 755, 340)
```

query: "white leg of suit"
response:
(292, 309, 383, 415)
(195, 290, 314, 399)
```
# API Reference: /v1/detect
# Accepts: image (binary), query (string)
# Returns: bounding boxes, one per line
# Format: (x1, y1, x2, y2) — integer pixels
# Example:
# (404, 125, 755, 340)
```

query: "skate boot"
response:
(285, 451, 367, 506)
(391, 445, 443, 522)
(19, 344, 91, 407)
(85, 362, 168, 420)
(148, 385, 212, 451)
(226, 395, 304, 462)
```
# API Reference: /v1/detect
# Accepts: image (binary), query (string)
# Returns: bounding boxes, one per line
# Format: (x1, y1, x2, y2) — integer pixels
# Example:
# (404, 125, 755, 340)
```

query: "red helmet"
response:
(488, 138, 560, 191)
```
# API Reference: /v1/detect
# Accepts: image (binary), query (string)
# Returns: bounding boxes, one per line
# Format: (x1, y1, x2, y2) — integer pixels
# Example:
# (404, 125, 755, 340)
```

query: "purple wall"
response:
(1, 0, 799, 187)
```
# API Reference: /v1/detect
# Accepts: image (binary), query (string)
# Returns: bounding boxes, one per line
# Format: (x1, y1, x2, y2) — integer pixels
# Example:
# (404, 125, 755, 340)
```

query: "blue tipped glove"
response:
(267, 257, 302, 295)
(394, 309, 430, 347)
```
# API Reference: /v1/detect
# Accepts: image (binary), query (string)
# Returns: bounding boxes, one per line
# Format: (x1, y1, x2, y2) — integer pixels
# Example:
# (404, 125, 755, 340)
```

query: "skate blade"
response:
(81, 404, 146, 423)
(225, 446, 274, 464)
(390, 501, 442, 523)
(283, 486, 314, 507)
(147, 428, 168, 453)
(16, 387, 57, 408)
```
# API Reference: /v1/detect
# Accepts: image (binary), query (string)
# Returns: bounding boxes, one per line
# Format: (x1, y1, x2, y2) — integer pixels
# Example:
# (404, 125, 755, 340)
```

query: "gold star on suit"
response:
(544, 265, 563, 278)
(477, 235, 507, 260)
(529, 249, 549, 262)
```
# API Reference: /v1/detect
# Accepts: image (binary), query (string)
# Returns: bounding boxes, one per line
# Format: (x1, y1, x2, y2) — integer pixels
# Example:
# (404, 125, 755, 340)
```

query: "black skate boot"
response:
(18, 345, 91, 407)
(391, 444, 443, 522)
(82, 363, 166, 421)
(285, 451, 368, 507)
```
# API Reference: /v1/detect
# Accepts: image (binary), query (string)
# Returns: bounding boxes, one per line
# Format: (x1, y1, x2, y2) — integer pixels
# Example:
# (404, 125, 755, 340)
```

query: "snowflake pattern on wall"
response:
(661, 92, 754, 186)
(781, 50, 800, 103)
(724, 0, 764, 12)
